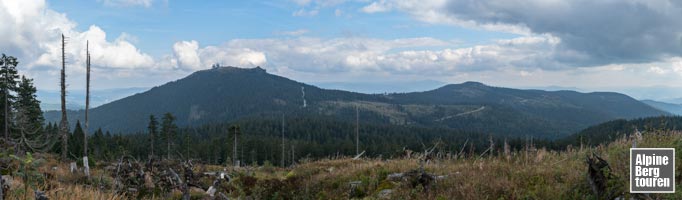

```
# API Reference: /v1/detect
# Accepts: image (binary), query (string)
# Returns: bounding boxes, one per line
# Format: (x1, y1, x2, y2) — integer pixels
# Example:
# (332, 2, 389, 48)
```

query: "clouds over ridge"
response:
(4, 0, 682, 91)
(361, 0, 682, 67)
(169, 34, 570, 77)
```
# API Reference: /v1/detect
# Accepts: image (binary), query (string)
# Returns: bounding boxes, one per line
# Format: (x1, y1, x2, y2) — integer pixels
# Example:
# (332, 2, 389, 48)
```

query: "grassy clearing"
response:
(3, 131, 682, 199)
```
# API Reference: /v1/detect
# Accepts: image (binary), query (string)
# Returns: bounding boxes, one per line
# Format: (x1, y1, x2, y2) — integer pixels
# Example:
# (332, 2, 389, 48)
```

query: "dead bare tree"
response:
(2, 58, 7, 143)
(456, 139, 468, 159)
(231, 125, 239, 167)
(148, 115, 158, 160)
(355, 106, 359, 155)
(83, 40, 91, 177)
(290, 144, 295, 166)
(59, 34, 70, 161)
(504, 138, 511, 161)
(281, 114, 285, 167)
(479, 135, 495, 158)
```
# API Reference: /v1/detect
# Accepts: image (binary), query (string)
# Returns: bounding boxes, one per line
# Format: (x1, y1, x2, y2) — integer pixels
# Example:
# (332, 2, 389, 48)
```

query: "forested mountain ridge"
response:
(641, 99, 682, 115)
(45, 66, 385, 133)
(560, 116, 682, 146)
(44, 66, 668, 138)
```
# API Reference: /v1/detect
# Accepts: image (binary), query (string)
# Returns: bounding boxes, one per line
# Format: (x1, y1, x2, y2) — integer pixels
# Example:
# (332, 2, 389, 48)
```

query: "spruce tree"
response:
(91, 128, 104, 159)
(14, 76, 54, 153)
(0, 54, 19, 141)
(70, 121, 84, 158)
(15, 76, 44, 131)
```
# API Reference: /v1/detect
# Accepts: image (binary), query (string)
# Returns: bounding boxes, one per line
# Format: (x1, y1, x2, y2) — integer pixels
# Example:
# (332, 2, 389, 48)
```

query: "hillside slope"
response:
(641, 99, 682, 115)
(45, 66, 668, 138)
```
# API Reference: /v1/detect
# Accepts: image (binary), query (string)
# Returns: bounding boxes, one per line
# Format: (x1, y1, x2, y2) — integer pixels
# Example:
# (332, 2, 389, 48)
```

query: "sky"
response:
(2, 0, 682, 101)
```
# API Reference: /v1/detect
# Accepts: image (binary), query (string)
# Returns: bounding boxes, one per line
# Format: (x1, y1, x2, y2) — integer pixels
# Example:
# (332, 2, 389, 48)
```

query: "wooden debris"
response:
(377, 189, 393, 199)
(34, 190, 48, 200)
(69, 162, 77, 173)
(403, 148, 413, 159)
(1, 175, 11, 187)
(206, 171, 229, 199)
(349, 181, 363, 198)
(404, 169, 435, 191)
(386, 173, 404, 181)
(386, 170, 439, 191)
(352, 150, 365, 160)
(0, 175, 6, 200)
(586, 153, 613, 199)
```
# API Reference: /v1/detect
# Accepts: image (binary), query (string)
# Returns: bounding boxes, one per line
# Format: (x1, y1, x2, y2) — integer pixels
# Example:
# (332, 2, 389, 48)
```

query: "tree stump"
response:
(586, 153, 612, 199)
(69, 162, 77, 173)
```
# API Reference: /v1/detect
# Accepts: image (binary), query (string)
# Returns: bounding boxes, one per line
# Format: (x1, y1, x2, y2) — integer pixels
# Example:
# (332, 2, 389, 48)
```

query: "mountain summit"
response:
(44, 66, 667, 138)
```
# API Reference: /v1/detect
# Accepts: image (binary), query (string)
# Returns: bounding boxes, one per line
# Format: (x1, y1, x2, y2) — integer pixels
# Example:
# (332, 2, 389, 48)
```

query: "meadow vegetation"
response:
(2, 131, 682, 199)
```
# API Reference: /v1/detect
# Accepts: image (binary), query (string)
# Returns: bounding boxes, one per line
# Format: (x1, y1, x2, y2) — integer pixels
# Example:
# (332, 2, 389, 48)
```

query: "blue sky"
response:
(3, 0, 682, 101)
(46, 0, 518, 57)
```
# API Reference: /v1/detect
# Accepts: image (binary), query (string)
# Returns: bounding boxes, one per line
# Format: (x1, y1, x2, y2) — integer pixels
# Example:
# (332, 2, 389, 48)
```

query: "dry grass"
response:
(5, 161, 125, 200)
(4, 131, 682, 199)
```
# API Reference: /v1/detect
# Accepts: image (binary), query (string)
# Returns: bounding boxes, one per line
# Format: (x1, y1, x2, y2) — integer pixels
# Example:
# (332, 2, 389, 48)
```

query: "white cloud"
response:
(179, 36, 564, 76)
(0, 0, 178, 91)
(293, 0, 348, 7)
(99, 0, 154, 8)
(275, 29, 310, 36)
(648, 66, 666, 75)
(201, 47, 267, 68)
(7, 0, 682, 94)
(0, 0, 155, 72)
(293, 8, 319, 16)
(171, 40, 267, 70)
(361, 0, 682, 66)
(360, 0, 390, 13)
(291, 0, 349, 17)
(291, 0, 312, 6)
(173, 40, 201, 70)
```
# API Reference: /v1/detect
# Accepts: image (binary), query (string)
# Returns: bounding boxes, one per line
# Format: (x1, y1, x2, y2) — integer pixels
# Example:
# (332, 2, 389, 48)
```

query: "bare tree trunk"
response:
(3, 59, 8, 142)
(281, 114, 285, 167)
(0, 175, 4, 200)
(233, 126, 238, 167)
(167, 132, 171, 160)
(60, 34, 69, 161)
(185, 131, 190, 160)
(150, 130, 154, 159)
(83, 41, 91, 177)
(489, 135, 494, 157)
(356, 106, 359, 155)
(290, 144, 295, 166)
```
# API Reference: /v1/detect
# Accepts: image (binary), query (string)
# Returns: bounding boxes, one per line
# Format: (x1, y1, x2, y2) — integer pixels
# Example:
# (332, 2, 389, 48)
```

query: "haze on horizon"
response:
(2, 0, 682, 102)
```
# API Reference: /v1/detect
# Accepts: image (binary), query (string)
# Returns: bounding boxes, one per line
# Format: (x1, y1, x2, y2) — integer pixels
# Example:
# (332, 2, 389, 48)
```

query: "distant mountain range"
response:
(44, 66, 668, 138)
(38, 87, 149, 111)
(641, 100, 682, 115)
(312, 80, 446, 94)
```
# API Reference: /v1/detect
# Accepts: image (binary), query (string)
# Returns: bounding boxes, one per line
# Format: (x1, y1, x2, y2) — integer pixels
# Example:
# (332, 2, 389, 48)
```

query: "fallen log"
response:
(353, 151, 366, 160)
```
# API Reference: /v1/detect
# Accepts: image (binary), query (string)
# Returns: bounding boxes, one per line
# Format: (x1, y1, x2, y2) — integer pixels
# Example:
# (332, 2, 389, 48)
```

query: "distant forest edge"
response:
(42, 113, 682, 166)
(561, 116, 682, 146)
(44, 66, 668, 139)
